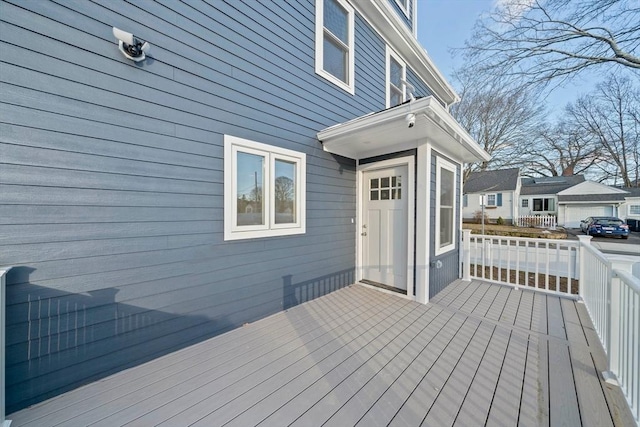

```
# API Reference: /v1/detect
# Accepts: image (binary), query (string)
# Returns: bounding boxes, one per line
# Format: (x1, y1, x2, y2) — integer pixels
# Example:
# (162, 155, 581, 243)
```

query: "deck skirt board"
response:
(8, 280, 634, 427)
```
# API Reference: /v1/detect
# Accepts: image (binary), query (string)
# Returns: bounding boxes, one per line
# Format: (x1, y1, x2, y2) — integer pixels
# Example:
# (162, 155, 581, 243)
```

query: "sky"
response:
(414, 0, 601, 117)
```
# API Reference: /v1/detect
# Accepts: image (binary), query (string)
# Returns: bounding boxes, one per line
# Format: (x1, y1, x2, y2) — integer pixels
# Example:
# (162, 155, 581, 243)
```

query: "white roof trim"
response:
(318, 97, 490, 162)
(352, 0, 459, 106)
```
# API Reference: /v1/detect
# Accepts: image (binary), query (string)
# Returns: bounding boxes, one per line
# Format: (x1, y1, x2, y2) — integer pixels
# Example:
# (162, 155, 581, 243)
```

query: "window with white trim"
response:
(486, 193, 497, 206)
(522, 199, 529, 208)
(395, 0, 410, 16)
(435, 157, 457, 255)
(315, 0, 355, 94)
(630, 205, 640, 215)
(224, 135, 306, 240)
(386, 46, 406, 108)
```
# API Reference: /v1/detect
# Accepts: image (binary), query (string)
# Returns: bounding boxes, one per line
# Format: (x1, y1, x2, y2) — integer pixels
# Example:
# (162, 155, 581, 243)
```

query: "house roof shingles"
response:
(464, 168, 520, 193)
(520, 175, 586, 196)
(558, 193, 628, 203)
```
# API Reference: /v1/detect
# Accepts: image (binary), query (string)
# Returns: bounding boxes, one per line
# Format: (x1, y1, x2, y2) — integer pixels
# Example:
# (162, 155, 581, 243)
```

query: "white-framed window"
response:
(486, 193, 497, 206)
(533, 198, 554, 211)
(630, 205, 640, 215)
(315, 0, 355, 94)
(435, 157, 457, 255)
(522, 199, 529, 208)
(224, 135, 306, 241)
(386, 46, 406, 108)
(394, 0, 410, 17)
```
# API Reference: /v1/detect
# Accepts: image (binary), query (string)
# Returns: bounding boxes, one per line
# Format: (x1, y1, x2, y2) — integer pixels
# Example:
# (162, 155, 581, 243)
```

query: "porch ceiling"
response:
(318, 96, 490, 162)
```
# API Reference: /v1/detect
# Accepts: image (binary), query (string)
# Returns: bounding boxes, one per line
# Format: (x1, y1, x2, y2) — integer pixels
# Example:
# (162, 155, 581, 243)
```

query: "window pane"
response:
(370, 190, 379, 200)
(390, 57, 402, 87)
(390, 89, 402, 107)
(440, 207, 453, 246)
(522, 199, 528, 207)
(236, 152, 264, 226)
(440, 169, 454, 207)
(323, 36, 347, 83)
(487, 194, 496, 206)
(370, 178, 379, 189)
(381, 177, 390, 188)
(324, 0, 348, 44)
(381, 189, 390, 200)
(274, 159, 296, 224)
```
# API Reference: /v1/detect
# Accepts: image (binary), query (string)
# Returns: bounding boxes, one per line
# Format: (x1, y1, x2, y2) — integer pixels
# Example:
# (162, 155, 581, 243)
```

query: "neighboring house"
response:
(0, 0, 489, 413)
(462, 168, 520, 224)
(557, 181, 634, 228)
(620, 188, 640, 223)
(519, 175, 585, 219)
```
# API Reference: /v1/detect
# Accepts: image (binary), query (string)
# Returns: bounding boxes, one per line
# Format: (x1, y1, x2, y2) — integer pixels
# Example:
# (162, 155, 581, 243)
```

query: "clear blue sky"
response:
(415, 0, 599, 115)
(416, 0, 491, 84)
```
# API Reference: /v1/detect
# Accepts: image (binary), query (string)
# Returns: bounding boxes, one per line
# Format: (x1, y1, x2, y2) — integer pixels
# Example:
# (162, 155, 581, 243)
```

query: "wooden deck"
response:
(8, 280, 635, 426)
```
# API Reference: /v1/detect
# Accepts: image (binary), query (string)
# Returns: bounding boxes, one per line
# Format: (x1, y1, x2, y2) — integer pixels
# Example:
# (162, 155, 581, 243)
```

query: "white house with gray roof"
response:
(462, 168, 521, 223)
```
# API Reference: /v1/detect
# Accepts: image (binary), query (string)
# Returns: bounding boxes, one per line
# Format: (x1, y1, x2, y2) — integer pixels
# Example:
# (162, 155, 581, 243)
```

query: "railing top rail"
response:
(463, 232, 579, 247)
(581, 242, 612, 266)
(613, 268, 640, 295)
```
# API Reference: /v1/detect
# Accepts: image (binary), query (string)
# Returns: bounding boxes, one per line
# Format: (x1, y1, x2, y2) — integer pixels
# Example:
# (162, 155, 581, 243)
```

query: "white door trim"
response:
(356, 156, 415, 298)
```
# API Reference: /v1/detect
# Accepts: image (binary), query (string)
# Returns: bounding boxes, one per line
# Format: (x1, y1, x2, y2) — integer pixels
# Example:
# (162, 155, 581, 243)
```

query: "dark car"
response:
(580, 216, 629, 239)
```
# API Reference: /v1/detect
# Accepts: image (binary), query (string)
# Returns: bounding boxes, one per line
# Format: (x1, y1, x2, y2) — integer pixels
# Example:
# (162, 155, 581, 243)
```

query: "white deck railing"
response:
(579, 236, 639, 424)
(461, 230, 579, 296)
(516, 215, 556, 229)
(462, 230, 639, 423)
(1, 268, 11, 427)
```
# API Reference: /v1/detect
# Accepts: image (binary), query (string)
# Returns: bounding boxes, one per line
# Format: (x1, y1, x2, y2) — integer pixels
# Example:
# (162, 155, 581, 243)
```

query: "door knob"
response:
(361, 232, 367, 236)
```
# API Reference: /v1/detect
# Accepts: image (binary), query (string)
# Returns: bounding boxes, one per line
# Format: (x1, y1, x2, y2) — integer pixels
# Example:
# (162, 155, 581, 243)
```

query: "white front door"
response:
(361, 165, 408, 290)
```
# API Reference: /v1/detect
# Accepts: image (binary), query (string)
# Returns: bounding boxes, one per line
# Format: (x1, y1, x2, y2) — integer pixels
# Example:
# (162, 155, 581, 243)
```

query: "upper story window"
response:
(224, 135, 306, 241)
(386, 47, 406, 108)
(315, 0, 355, 94)
(394, 0, 410, 17)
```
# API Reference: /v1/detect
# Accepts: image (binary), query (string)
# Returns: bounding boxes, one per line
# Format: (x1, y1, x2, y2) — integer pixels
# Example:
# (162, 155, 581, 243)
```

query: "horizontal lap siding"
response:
(0, 0, 386, 412)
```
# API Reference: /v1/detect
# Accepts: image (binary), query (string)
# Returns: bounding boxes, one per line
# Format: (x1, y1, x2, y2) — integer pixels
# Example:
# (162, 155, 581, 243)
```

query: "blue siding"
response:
(0, 0, 409, 412)
(429, 150, 462, 299)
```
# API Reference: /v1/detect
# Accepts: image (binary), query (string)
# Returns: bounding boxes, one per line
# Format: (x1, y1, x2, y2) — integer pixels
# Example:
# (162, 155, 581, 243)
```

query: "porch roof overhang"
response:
(318, 97, 491, 163)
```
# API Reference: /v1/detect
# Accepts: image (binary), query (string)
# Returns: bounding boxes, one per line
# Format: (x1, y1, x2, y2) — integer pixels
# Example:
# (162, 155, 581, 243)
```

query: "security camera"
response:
(112, 27, 150, 62)
(406, 113, 416, 128)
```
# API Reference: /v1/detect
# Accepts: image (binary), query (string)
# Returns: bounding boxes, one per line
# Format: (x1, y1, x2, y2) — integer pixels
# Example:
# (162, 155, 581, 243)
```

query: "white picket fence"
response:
(516, 215, 556, 229)
(461, 230, 639, 423)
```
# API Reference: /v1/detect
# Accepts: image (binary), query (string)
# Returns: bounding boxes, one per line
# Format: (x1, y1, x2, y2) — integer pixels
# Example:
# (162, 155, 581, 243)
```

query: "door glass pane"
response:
(381, 189, 390, 200)
(236, 152, 264, 226)
(370, 178, 379, 189)
(274, 159, 296, 224)
(370, 190, 379, 200)
(381, 177, 390, 188)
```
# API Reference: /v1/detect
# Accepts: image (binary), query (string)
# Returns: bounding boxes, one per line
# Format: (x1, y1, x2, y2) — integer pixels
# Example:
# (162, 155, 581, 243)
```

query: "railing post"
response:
(462, 229, 471, 281)
(602, 258, 636, 386)
(576, 235, 592, 298)
(1, 267, 12, 427)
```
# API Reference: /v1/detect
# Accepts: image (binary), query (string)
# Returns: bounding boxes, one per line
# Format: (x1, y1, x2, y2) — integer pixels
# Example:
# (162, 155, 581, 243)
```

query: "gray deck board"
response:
(8, 281, 634, 427)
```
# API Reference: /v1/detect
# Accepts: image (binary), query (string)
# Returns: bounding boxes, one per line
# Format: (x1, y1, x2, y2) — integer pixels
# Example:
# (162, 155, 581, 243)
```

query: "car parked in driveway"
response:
(580, 216, 630, 239)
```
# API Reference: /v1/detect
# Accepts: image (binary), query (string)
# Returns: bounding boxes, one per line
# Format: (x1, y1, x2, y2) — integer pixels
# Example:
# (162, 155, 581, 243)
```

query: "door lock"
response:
(361, 232, 367, 236)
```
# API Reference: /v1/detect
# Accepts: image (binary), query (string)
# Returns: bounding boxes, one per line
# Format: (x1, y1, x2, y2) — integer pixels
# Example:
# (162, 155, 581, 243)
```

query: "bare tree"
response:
(451, 73, 546, 176)
(567, 75, 640, 186)
(463, 0, 640, 88)
(521, 120, 601, 177)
